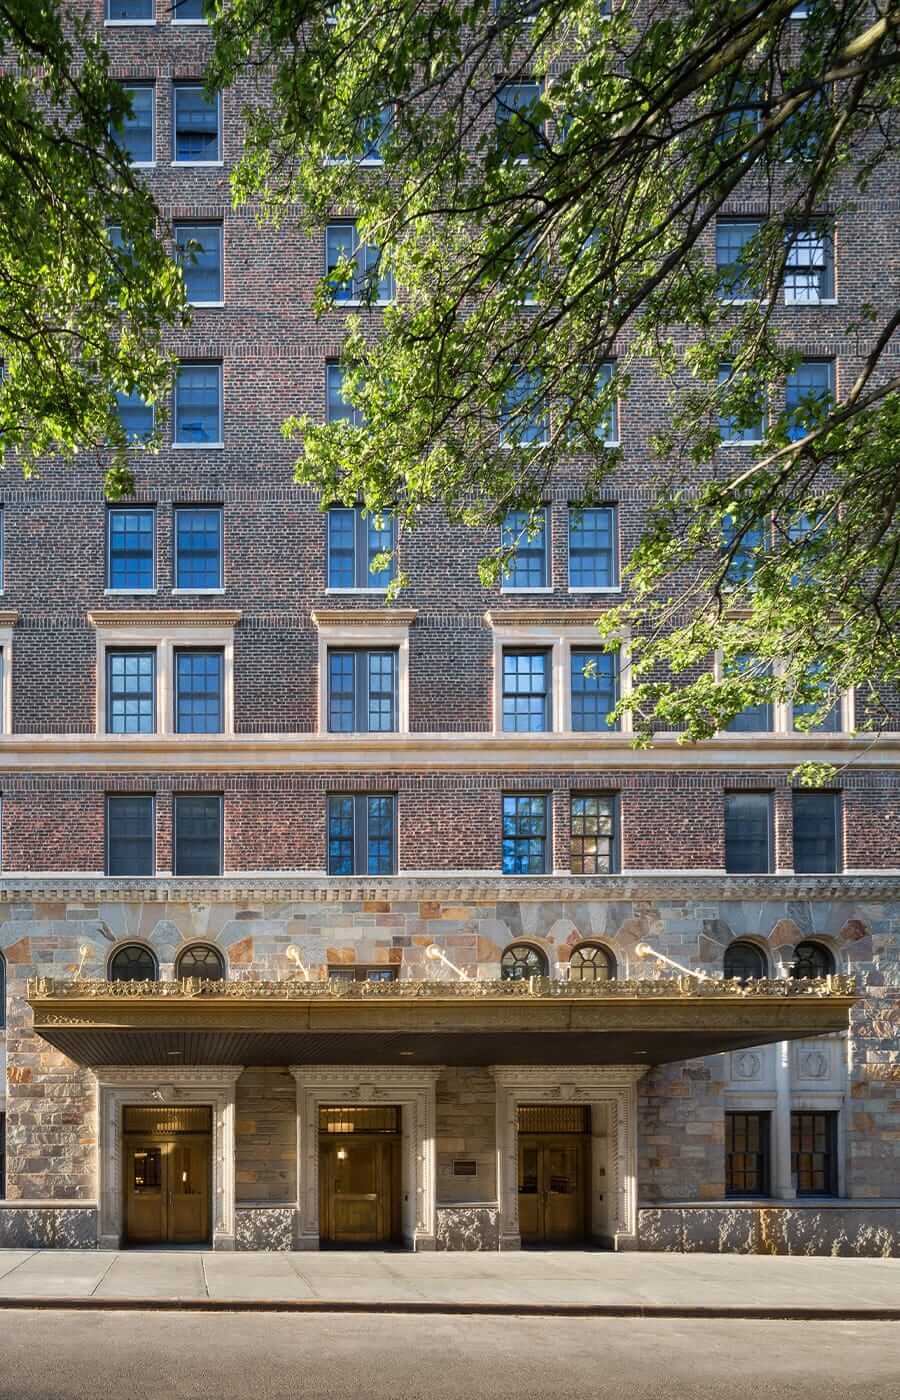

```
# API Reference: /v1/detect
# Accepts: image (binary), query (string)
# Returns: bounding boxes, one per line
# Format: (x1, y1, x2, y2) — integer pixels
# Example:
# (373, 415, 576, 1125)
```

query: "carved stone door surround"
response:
(492, 1065, 647, 1251)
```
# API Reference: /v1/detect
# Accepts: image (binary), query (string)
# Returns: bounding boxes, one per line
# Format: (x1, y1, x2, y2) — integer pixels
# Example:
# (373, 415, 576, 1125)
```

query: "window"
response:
(724, 657, 773, 732)
(115, 389, 155, 444)
(501, 507, 548, 589)
(723, 940, 768, 982)
(175, 507, 223, 590)
(496, 83, 543, 162)
(175, 225, 223, 304)
(328, 965, 398, 983)
(502, 794, 549, 874)
(791, 1112, 837, 1196)
(109, 943, 158, 981)
(502, 650, 550, 732)
(173, 0, 207, 18)
(176, 945, 226, 980)
(593, 361, 618, 443)
(358, 106, 392, 162)
(725, 793, 772, 873)
(726, 1111, 770, 1196)
(784, 229, 833, 303)
(107, 649, 155, 734)
(792, 664, 840, 732)
(327, 794, 397, 875)
(107, 507, 155, 591)
(782, 94, 825, 162)
(722, 517, 765, 588)
(790, 3, 811, 15)
(326, 363, 364, 426)
(175, 650, 224, 733)
(174, 794, 223, 875)
(718, 365, 765, 444)
(786, 361, 833, 441)
(326, 222, 394, 303)
(791, 940, 836, 980)
(327, 507, 395, 589)
(113, 83, 154, 164)
(500, 942, 548, 979)
(570, 649, 617, 731)
(570, 794, 617, 875)
(715, 220, 761, 300)
(717, 83, 763, 145)
(569, 941, 616, 981)
(175, 363, 223, 445)
(173, 85, 221, 162)
(0, 950, 5, 1030)
(328, 649, 397, 732)
(107, 0, 153, 18)
(500, 372, 548, 446)
(792, 792, 839, 874)
(106, 795, 154, 876)
(569, 506, 617, 589)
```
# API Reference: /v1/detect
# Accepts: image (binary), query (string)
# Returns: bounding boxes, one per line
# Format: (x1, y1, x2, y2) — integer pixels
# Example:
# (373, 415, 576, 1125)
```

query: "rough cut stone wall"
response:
(435, 1068, 497, 1205)
(639, 1061, 726, 1203)
(235, 1068, 297, 1204)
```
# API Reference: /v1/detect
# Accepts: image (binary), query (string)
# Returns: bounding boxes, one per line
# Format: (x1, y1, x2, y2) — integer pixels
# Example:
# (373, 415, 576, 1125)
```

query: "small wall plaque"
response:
(452, 1159, 478, 1177)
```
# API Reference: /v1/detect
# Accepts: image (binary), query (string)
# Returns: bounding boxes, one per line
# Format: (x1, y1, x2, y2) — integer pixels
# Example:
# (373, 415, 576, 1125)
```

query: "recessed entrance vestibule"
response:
(123, 1105, 212, 1246)
(517, 1105, 590, 1246)
(318, 1105, 401, 1247)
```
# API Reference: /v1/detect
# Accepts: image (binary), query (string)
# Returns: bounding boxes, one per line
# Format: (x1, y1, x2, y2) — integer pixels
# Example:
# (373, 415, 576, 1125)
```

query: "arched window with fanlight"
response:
(175, 944, 226, 981)
(568, 942, 617, 983)
(108, 943, 158, 983)
(500, 943, 549, 981)
(723, 940, 768, 984)
(791, 941, 835, 980)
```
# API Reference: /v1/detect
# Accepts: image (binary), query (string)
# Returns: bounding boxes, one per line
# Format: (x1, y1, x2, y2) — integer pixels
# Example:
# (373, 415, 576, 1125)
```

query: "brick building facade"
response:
(0, 2, 897, 1256)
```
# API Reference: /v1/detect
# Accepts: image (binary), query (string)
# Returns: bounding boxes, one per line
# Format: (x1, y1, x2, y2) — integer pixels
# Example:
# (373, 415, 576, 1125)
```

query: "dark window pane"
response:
(500, 372, 548, 445)
(718, 366, 765, 444)
(501, 942, 548, 979)
(174, 795, 222, 875)
(785, 229, 833, 303)
(328, 650, 397, 733)
(107, 650, 155, 734)
(108, 0, 154, 17)
(715, 221, 760, 299)
(175, 651, 223, 733)
(501, 508, 547, 588)
(174, 86, 220, 162)
(109, 943, 157, 981)
(570, 795, 616, 875)
(722, 518, 765, 588)
(725, 793, 771, 873)
(327, 796, 355, 874)
(723, 940, 767, 982)
(569, 507, 616, 589)
(115, 389, 155, 444)
(326, 221, 393, 303)
(571, 650, 617, 731)
(327, 794, 396, 874)
(113, 84, 153, 164)
(726, 1112, 770, 1195)
(793, 793, 839, 874)
(176, 945, 225, 980)
(175, 507, 222, 589)
(496, 83, 542, 161)
(173, 0, 206, 17)
(724, 656, 772, 731)
(175, 364, 222, 444)
(326, 507, 394, 588)
(786, 361, 833, 441)
(791, 1111, 837, 1195)
(108, 508, 154, 590)
(502, 794, 548, 874)
(366, 795, 394, 874)
(791, 940, 835, 979)
(106, 795, 154, 876)
(502, 650, 549, 732)
(175, 225, 223, 302)
(569, 942, 616, 980)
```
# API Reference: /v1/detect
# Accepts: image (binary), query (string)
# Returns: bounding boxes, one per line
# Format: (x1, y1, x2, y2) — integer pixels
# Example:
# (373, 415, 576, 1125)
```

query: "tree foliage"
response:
(0, 1, 187, 493)
(209, 0, 900, 757)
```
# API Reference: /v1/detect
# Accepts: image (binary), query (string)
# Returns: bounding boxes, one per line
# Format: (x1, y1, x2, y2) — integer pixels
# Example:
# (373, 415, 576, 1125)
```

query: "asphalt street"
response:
(0, 1312, 897, 1400)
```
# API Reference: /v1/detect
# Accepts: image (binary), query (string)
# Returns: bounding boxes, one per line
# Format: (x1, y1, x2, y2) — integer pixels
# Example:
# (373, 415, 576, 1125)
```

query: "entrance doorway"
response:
(123, 1105, 212, 1246)
(318, 1105, 401, 1247)
(517, 1104, 589, 1246)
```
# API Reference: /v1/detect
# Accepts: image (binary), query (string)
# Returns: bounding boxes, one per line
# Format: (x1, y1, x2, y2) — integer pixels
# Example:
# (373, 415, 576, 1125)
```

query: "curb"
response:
(0, 1298, 897, 1319)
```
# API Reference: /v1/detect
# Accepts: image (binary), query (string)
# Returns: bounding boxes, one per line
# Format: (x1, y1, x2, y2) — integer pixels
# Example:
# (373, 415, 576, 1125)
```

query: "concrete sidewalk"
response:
(0, 1248, 897, 1316)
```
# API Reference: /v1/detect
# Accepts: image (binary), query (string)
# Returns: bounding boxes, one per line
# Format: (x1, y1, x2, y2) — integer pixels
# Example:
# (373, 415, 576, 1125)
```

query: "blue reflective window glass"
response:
(594, 362, 618, 443)
(359, 107, 392, 161)
(570, 649, 618, 731)
(569, 507, 616, 589)
(327, 796, 355, 874)
(175, 651, 223, 733)
(718, 364, 765, 444)
(326, 222, 393, 303)
(500, 373, 548, 445)
(722, 516, 765, 588)
(107, 0, 153, 19)
(173, 0, 206, 16)
(366, 796, 395, 874)
(108, 508, 155, 590)
(115, 388, 154, 444)
(113, 83, 154, 163)
(326, 363, 364, 425)
(715, 221, 760, 299)
(107, 650, 155, 734)
(792, 663, 840, 732)
(496, 83, 542, 161)
(328, 650, 397, 733)
(175, 225, 223, 303)
(502, 650, 550, 732)
(175, 364, 222, 444)
(175, 508, 222, 589)
(327, 794, 396, 874)
(502, 794, 548, 874)
(786, 362, 833, 441)
(173, 86, 220, 162)
(327, 507, 394, 587)
(327, 508, 356, 587)
(501, 508, 547, 589)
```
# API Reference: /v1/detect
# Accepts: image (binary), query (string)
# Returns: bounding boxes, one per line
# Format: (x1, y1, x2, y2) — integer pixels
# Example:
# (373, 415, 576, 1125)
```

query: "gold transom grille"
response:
(122, 1105, 212, 1136)
(319, 1106, 400, 1135)
(517, 1105, 590, 1134)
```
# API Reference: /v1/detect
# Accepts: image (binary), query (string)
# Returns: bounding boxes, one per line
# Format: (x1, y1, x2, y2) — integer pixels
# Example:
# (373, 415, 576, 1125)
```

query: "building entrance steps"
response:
(0, 1249, 897, 1317)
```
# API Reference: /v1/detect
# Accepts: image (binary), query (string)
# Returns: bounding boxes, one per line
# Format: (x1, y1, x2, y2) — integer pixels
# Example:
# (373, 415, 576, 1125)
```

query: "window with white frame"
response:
(173, 84, 221, 163)
(107, 507, 155, 592)
(327, 507, 394, 589)
(115, 389, 155, 444)
(496, 83, 543, 163)
(107, 0, 153, 21)
(568, 506, 617, 589)
(326, 221, 394, 304)
(501, 508, 548, 589)
(715, 220, 761, 300)
(173, 0, 207, 18)
(174, 507, 223, 590)
(500, 372, 548, 446)
(92, 615, 236, 736)
(326, 363, 365, 426)
(785, 361, 834, 442)
(784, 228, 834, 303)
(718, 364, 766, 444)
(175, 363, 223, 445)
(593, 362, 618, 443)
(175, 225, 223, 304)
(112, 83, 154, 164)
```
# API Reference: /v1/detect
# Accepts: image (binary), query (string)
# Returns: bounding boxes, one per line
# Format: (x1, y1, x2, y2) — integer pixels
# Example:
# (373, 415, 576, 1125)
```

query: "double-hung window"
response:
(106, 795, 154, 876)
(718, 365, 766, 445)
(784, 228, 834, 303)
(175, 650, 224, 733)
(496, 83, 543, 163)
(570, 794, 617, 874)
(173, 0, 207, 18)
(175, 225, 223, 304)
(326, 221, 394, 304)
(501, 508, 548, 589)
(327, 794, 397, 874)
(328, 649, 398, 732)
(326, 363, 364, 426)
(792, 661, 840, 732)
(107, 507, 155, 592)
(500, 372, 548, 446)
(785, 361, 833, 441)
(724, 792, 772, 874)
(502, 794, 549, 874)
(107, 649, 155, 734)
(568, 506, 617, 589)
(327, 507, 394, 589)
(115, 389, 155, 444)
(593, 362, 618, 443)
(715, 220, 761, 300)
(174, 794, 223, 875)
(113, 83, 154, 164)
(358, 107, 392, 162)
(173, 85, 221, 163)
(724, 655, 772, 731)
(502, 649, 550, 732)
(726, 1111, 771, 1196)
(570, 649, 618, 731)
(107, 0, 153, 21)
(175, 363, 223, 445)
(174, 507, 223, 590)
(791, 1112, 837, 1196)
(792, 791, 840, 873)
(722, 516, 765, 588)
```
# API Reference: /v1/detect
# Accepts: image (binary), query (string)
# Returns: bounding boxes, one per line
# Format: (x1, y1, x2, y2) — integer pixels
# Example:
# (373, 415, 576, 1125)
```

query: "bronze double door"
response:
(319, 1137, 400, 1246)
(518, 1135, 588, 1245)
(124, 1133, 211, 1246)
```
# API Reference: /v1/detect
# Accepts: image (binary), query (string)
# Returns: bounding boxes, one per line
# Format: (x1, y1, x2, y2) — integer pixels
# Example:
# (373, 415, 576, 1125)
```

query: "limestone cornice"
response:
(0, 872, 898, 905)
(311, 607, 418, 628)
(0, 611, 19, 627)
(485, 607, 607, 628)
(87, 608, 242, 628)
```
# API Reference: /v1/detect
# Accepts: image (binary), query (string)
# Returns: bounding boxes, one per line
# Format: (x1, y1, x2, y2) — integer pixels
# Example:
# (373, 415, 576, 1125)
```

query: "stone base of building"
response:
(0, 1202, 99, 1250)
(638, 1203, 900, 1257)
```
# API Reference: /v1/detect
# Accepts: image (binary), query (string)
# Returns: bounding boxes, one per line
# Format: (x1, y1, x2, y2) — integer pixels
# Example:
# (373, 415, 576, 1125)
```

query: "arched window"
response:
(723, 940, 768, 983)
(500, 943, 549, 980)
(568, 942, 617, 983)
(108, 943, 158, 983)
(0, 950, 5, 1029)
(176, 944, 226, 981)
(791, 941, 835, 980)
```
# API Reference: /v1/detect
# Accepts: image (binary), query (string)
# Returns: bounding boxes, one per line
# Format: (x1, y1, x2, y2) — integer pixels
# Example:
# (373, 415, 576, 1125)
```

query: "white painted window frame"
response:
(486, 613, 631, 735)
